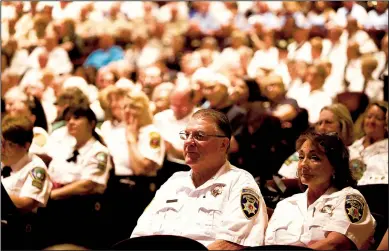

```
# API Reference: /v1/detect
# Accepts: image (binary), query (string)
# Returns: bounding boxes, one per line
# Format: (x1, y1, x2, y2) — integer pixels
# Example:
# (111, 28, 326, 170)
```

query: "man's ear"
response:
(221, 138, 230, 153)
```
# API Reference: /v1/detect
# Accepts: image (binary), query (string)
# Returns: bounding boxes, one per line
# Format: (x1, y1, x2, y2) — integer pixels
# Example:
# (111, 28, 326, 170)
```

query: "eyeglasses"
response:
(179, 131, 226, 141)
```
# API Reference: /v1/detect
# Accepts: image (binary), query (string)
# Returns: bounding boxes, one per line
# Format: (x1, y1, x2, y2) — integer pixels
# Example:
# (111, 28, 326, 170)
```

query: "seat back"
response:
(112, 235, 208, 250)
(244, 244, 313, 250)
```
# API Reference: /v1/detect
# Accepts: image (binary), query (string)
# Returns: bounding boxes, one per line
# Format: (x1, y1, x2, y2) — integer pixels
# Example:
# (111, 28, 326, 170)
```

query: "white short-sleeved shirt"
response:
(287, 42, 312, 63)
(153, 109, 196, 164)
(2, 153, 53, 213)
(137, 124, 166, 169)
(296, 87, 333, 124)
(100, 121, 131, 176)
(131, 161, 268, 247)
(349, 137, 388, 186)
(265, 187, 376, 249)
(48, 138, 112, 194)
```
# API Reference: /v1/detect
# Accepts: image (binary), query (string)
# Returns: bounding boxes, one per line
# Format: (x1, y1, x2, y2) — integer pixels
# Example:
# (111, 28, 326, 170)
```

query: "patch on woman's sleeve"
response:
(30, 167, 47, 189)
(345, 194, 365, 223)
(95, 152, 108, 171)
(241, 188, 260, 219)
(149, 132, 161, 149)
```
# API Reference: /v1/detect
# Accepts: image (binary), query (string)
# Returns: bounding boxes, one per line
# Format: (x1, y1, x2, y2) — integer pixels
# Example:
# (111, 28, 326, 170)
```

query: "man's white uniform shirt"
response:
(2, 153, 52, 213)
(131, 161, 268, 247)
(265, 187, 376, 249)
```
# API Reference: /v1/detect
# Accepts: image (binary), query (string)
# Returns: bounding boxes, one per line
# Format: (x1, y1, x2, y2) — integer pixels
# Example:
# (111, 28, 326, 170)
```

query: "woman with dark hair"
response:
(265, 132, 375, 250)
(47, 105, 111, 199)
(39, 104, 112, 248)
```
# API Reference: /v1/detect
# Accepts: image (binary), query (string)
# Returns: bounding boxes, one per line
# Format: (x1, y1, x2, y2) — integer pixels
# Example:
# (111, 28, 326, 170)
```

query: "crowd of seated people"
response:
(1, 1, 388, 250)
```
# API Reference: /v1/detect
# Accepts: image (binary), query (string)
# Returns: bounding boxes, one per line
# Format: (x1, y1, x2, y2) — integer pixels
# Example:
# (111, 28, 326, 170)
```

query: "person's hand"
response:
(126, 114, 138, 144)
(61, 41, 74, 51)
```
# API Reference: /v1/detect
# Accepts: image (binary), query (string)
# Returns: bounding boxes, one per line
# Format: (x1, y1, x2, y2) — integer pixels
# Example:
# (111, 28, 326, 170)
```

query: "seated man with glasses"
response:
(131, 109, 268, 250)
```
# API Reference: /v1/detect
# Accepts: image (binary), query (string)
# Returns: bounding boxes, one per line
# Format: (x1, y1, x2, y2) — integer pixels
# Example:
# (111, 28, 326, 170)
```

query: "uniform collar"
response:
(77, 137, 96, 156)
(289, 186, 339, 211)
(184, 160, 231, 191)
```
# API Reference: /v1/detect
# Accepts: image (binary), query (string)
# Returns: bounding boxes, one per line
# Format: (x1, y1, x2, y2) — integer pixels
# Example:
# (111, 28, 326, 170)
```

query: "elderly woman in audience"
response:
(4, 88, 50, 154)
(99, 85, 130, 177)
(108, 89, 165, 243)
(349, 101, 388, 185)
(150, 81, 175, 115)
(266, 131, 375, 250)
(279, 103, 354, 179)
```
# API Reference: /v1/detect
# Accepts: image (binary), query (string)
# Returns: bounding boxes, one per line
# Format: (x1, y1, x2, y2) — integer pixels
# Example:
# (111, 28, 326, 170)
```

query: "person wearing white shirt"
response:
(28, 33, 73, 75)
(1, 115, 52, 249)
(346, 17, 378, 54)
(348, 55, 384, 102)
(153, 85, 197, 186)
(344, 41, 363, 91)
(267, 132, 375, 250)
(296, 64, 333, 124)
(132, 109, 268, 249)
(287, 19, 312, 63)
(247, 29, 279, 79)
(364, 2, 388, 31)
(286, 60, 309, 101)
(336, 1, 368, 27)
(349, 102, 388, 186)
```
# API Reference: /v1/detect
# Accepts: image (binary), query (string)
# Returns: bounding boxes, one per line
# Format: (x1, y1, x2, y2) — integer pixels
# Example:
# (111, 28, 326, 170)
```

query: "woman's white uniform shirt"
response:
(2, 153, 53, 213)
(265, 187, 376, 249)
(131, 161, 268, 247)
(100, 122, 165, 176)
(48, 138, 112, 194)
(349, 137, 388, 186)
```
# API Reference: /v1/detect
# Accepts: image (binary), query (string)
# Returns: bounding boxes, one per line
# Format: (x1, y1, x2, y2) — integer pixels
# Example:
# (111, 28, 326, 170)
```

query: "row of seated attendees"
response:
(1, 0, 388, 250)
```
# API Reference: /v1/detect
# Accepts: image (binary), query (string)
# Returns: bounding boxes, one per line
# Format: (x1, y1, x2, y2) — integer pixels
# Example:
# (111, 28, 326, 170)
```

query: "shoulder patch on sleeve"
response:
(95, 152, 108, 171)
(241, 187, 260, 220)
(30, 167, 47, 189)
(345, 194, 365, 223)
(149, 132, 161, 149)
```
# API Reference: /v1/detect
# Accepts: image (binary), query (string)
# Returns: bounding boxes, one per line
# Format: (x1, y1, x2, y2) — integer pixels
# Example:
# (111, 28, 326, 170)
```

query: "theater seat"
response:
(357, 184, 388, 219)
(111, 235, 207, 250)
(244, 244, 313, 250)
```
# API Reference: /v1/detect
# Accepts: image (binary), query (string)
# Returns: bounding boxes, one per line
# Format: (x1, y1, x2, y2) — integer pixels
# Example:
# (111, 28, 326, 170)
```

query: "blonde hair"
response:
(124, 90, 153, 127)
(99, 85, 129, 122)
(321, 103, 354, 145)
(354, 101, 388, 140)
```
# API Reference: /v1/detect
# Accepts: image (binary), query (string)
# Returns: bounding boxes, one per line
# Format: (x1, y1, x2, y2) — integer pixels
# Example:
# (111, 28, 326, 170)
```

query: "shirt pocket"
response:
(271, 219, 300, 245)
(197, 198, 223, 233)
(152, 202, 184, 233)
(308, 216, 328, 241)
